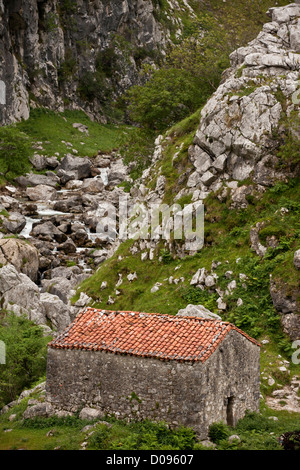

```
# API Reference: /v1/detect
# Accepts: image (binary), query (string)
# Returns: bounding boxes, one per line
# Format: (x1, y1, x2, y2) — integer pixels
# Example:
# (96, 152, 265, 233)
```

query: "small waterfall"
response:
(99, 168, 109, 186)
(19, 216, 37, 239)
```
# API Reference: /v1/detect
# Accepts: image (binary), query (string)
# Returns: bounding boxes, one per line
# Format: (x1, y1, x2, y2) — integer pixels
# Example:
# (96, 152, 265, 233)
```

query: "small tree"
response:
(126, 67, 204, 131)
(0, 127, 31, 179)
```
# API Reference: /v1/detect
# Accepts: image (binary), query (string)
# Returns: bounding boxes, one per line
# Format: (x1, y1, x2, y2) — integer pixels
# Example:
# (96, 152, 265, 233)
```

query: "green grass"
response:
(16, 108, 136, 161)
(0, 107, 155, 186)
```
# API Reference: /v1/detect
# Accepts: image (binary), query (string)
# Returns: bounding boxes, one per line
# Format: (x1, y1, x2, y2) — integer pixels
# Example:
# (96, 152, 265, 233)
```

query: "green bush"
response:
(58, 49, 77, 84)
(20, 415, 90, 429)
(89, 424, 111, 449)
(235, 411, 276, 434)
(181, 287, 218, 312)
(208, 422, 230, 444)
(0, 127, 31, 179)
(277, 110, 300, 166)
(126, 68, 205, 131)
(119, 127, 156, 180)
(77, 71, 111, 104)
(0, 313, 50, 407)
(160, 249, 173, 264)
(89, 419, 196, 450)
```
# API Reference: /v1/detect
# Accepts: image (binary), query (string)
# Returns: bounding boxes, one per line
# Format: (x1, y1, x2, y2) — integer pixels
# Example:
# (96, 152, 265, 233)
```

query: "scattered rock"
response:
(127, 272, 137, 282)
(2, 212, 26, 233)
(79, 407, 102, 421)
(39, 292, 71, 332)
(0, 239, 39, 281)
(217, 297, 227, 311)
(72, 123, 89, 134)
(15, 172, 60, 188)
(23, 403, 49, 419)
(26, 185, 57, 202)
(190, 268, 207, 286)
(250, 222, 267, 258)
(81, 178, 104, 194)
(58, 154, 92, 180)
(293, 250, 300, 270)
(30, 154, 47, 171)
(204, 275, 216, 287)
(176, 304, 221, 320)
(151, 282, 162, 293)
(270, 277, 300, 340)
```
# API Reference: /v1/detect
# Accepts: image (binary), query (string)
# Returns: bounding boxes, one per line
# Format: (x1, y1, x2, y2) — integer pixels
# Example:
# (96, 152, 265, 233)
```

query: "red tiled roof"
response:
(48, 308, 260, 363)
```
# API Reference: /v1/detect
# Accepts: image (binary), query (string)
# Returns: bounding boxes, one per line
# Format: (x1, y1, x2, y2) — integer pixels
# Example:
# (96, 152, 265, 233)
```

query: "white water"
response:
(19, 203, 71, 239)
(37, 203, 68, 217)
(20, 216, 37, 239)
(100, 168, 109, 186)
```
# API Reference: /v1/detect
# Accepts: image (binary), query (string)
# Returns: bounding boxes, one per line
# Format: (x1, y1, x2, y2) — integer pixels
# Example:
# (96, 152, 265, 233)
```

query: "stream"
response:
(17, 166, 114, 275)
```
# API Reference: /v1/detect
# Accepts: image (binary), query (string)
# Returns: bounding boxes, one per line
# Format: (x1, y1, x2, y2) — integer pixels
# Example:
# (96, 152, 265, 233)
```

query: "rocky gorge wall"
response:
(0, 0, 190, 125)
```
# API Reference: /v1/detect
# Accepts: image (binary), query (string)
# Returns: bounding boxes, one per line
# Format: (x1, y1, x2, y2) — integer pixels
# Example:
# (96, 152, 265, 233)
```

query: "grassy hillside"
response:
(0, 108, 154, 185)
(73, 110, 300, 345)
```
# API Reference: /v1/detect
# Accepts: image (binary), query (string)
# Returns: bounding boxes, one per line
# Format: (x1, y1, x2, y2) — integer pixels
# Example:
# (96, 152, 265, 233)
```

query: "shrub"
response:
(0, 127, 31, 179)
(235, 411, 276, 434)
(208, 422, 230, 444)
(126, 67, 204, 131)
(20, 415, 89, 429)
(77, 71, 111, 104)
(181, 287, 218, 312)
(0, 313, 50, 406)
(160, 249, 173, 264)
(280, 431, 300, 451)
(277, 110, 300, 166)
(89, 424, 111, 450)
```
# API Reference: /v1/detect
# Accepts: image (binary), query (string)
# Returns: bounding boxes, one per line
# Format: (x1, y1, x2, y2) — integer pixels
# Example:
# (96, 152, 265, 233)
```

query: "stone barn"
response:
(46, 308, 260, 439)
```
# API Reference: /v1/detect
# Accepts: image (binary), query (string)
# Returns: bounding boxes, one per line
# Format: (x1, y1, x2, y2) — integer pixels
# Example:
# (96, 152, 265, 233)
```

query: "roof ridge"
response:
(48, 308, 260, 362)
(83, 308, 228, 322)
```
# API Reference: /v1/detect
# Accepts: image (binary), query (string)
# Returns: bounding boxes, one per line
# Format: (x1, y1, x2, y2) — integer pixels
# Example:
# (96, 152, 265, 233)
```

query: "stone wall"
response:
(46, 330, 260, 438)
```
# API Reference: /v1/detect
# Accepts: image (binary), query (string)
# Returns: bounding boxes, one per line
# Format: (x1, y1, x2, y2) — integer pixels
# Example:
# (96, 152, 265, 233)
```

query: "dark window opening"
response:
(226, 396, 235, 426)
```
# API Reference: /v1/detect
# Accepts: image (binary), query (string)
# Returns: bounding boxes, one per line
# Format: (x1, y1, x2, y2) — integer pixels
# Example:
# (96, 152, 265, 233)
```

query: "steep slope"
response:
(188, 2, 300, 194)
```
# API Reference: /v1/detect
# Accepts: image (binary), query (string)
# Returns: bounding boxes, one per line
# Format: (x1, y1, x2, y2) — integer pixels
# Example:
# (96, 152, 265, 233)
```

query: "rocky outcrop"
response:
(0, 0, 191, 125)
(270, 276, 300, 340)
(187, 3, 300, 197)
(0, 263, 75, 333)
(0, 238, 39, 281)
(176, 304, 222, 320)
(1, 212, 26, 234)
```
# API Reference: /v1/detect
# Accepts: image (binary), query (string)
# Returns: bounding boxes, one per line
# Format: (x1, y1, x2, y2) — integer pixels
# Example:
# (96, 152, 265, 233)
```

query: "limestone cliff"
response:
(0, 0, 192, 125)
(187, 2, 300, 197)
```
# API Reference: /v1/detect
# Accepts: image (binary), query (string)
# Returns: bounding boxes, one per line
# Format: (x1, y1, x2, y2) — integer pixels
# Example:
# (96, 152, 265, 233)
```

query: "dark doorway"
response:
(226, 396, 235, 426)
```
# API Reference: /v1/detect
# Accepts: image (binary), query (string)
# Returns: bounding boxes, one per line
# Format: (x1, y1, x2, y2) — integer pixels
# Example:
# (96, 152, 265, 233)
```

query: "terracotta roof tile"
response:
(48, 308, 260, 363)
